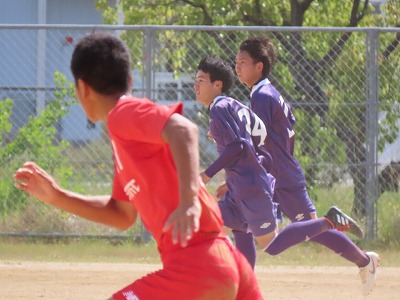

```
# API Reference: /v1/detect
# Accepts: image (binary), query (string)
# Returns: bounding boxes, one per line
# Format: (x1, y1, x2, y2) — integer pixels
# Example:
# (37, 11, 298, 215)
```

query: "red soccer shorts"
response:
(112, 237, 263, 300)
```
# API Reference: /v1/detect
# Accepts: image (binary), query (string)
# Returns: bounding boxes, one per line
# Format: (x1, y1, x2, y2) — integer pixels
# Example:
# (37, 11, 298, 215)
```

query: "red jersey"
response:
(107, 96, 223, 252)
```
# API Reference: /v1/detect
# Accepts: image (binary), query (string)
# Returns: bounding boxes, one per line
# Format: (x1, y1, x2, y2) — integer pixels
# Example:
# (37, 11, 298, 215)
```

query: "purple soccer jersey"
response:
(206, 95, 277, 236)
(248, 82, 370, 272)
(250, 79, 306, 189)
(250, 79, 316, 220)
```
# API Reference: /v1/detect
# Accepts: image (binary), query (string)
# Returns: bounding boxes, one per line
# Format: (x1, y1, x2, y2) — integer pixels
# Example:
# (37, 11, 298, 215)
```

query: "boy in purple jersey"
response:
(232, 36, 379, 296)
(195, 55, 365, 271)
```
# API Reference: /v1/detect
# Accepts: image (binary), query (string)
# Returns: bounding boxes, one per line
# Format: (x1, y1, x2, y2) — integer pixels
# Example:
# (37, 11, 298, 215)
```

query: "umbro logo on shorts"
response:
(260, 222, 271, 229)
(295, 213, 305, 221)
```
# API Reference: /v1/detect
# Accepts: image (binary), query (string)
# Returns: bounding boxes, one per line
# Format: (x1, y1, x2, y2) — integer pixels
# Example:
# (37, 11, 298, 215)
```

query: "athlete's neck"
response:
(250, 77, 267, 89)
(209, 94, 226, 110)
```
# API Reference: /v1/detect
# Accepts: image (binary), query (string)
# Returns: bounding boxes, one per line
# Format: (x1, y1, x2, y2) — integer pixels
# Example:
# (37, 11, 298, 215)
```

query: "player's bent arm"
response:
(215, 181, 228, 200)
(51, 190, 137, 230)
(29, 187, 137, 230)
(204, 140, 243, 178)
(161, 113, 199, 202)
(14, 161, 137, 230)
(161, 113, 202, 246)
(200, 172, 211, 185)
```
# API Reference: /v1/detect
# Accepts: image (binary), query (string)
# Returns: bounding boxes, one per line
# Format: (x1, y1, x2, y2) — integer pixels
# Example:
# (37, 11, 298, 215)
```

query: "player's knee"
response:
(254, 231, 277, 250)
(222, 225, 232, 235)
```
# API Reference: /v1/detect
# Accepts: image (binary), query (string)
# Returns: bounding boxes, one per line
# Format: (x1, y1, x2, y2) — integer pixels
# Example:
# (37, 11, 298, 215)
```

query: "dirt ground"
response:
(0, 261, 399, 299)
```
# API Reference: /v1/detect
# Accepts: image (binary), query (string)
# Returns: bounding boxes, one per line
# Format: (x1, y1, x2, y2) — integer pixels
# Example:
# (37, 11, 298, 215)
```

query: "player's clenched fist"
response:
(13, 161, 60, 204)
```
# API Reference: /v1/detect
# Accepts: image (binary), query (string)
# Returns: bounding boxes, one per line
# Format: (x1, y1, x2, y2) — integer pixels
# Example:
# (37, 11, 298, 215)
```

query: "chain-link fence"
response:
(1, 25, 399, 241)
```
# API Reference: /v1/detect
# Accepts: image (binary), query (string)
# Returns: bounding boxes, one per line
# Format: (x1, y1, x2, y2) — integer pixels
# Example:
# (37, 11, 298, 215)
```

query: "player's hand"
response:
(162, 196, 202, 247)
(215, 181, 228, 200)
(200, 172, 211, 185)
(13, 161, 60, 204)
(207, 130, 215, 143)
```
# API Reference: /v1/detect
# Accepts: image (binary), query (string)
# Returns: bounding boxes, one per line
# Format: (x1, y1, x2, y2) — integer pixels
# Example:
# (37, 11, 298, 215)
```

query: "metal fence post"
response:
(365, 29, 379, 239)
(144, 27, 154, 100)
(142, 27, 154, 243)
(36, 0, 47, 114)
(1, 25, 399, 240)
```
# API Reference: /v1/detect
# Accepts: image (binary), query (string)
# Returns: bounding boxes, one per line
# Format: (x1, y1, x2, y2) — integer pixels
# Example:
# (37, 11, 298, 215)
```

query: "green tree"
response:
(96, 0, 400, 220)
(0, 72, 75, 216)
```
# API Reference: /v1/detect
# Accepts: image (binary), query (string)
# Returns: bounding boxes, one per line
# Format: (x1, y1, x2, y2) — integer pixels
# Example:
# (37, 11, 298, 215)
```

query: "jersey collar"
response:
(250, 78, 270, 97)
(210, 95, 226, 109)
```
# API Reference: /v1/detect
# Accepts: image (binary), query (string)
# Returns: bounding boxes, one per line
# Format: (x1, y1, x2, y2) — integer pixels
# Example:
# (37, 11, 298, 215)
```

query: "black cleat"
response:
(325, 206, 364, 239)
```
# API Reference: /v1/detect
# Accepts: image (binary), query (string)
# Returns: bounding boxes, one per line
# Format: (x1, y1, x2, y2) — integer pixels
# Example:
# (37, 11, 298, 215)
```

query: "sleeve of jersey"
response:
(205, 106, 244, 178)
(109, 99, 183, 144)
(257, 147, 274, 173)
(287, 104, 296, 126)
(111, 172, 127, 201)
(252, 92, 273, 130)
(204, 140, 243, 178)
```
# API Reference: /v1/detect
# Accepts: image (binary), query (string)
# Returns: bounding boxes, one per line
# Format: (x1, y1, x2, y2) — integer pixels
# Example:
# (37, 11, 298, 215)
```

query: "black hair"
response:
(70, 32, 131, 96)
(197, 55, 234, 93)
(239, 36, 277, 77)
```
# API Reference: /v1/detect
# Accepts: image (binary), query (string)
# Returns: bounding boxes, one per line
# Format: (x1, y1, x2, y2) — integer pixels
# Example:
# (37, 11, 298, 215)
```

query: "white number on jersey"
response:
(279, 95, 289, 118)
(279, 95, 295, 138)
(237, 108, 267, 147)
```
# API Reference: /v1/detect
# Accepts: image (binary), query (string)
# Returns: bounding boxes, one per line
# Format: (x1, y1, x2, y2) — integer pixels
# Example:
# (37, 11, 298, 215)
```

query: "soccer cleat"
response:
(359, 252, 380, 296)
(324, 206, 364, 239)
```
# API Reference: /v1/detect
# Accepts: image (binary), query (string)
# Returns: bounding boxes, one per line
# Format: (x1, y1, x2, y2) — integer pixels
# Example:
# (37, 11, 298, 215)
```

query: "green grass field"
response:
(1, 236, 399, 268)
(1, 182, 399, 267)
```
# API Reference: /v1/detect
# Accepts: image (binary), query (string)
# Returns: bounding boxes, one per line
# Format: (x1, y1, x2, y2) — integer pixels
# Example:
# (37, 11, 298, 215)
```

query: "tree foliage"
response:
(0, 72, 75, 217)
(96, 0, 400, 218)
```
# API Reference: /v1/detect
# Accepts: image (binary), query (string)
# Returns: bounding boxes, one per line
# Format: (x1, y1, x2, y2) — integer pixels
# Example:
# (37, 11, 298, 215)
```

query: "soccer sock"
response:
(310, 230, 370, 267)
(233, 230, 257, 269)
(265, 218, 330, 255)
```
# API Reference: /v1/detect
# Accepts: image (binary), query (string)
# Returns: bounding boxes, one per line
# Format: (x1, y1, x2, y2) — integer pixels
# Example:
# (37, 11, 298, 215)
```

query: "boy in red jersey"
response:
(13, 32, 263, 300)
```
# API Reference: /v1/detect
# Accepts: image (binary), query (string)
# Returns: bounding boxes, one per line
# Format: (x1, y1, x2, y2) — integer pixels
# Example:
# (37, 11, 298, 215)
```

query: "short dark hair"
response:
(70, 32, 131, 96)
(239, 36, 277, 77)
(197, 55, 234, 93)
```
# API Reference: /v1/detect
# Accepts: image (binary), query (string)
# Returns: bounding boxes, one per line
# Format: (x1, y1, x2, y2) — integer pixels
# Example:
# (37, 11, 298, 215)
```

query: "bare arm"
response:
(160, 113, 202, 247)
(215, 180, 228, 200)
(14, 162, 137, 230)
